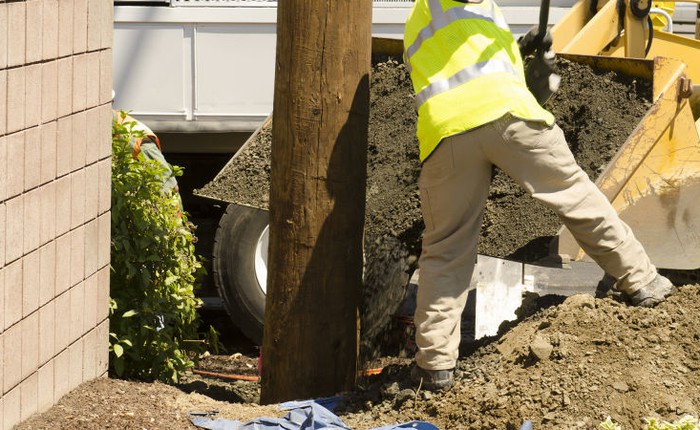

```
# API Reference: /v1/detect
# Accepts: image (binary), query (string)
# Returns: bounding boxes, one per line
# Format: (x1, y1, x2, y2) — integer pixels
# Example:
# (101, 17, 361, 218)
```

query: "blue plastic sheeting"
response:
(189, 401, 440, 430)
(372, 422, 440, 430)
(280, 397, 344, 412)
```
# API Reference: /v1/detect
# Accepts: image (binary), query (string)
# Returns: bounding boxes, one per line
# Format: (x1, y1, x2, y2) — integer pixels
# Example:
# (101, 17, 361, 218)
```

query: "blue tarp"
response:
(189, 400, 440, 430)
(190, 398, 533, 430)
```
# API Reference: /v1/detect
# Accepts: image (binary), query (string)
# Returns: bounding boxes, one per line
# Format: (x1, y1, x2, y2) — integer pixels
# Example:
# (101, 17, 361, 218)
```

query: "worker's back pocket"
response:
(419, 138, 456, 189)
(501, 118, 554, 152)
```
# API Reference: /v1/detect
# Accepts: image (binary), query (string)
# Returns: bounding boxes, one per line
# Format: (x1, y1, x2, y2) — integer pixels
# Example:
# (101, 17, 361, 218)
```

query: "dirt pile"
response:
(19, 285, 700, 430)
(196, 56, 652, 361)
(196, 56, 652, 263)
(336, 285, 700, 430)
(16, 377, 283, 430)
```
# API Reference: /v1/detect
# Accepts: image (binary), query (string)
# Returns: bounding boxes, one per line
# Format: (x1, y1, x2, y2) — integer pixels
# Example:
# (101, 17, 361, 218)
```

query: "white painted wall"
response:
(113, 1, 697, 134)
(113, 5, 413, 133)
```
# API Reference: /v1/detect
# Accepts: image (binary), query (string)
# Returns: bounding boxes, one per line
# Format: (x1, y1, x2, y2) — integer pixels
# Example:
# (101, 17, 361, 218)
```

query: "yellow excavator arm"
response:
(552, 0, 700, 82)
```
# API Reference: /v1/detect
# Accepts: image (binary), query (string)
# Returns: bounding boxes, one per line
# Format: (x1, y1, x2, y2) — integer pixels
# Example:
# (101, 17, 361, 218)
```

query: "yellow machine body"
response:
(550, 1, 700, 269)
(555, 54, 700, 269)
(551, 0, 700, 83)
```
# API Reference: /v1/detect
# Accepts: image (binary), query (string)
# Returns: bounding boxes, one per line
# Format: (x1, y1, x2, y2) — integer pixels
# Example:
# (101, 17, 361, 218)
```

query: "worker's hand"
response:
(518, 26, 553, 57)
(525, 50, 560, 105)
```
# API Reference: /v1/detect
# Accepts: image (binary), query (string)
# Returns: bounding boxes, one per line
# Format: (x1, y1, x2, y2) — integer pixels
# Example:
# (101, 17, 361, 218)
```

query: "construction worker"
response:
(113, 110, 180, 196)
(403, 0, 676, 392)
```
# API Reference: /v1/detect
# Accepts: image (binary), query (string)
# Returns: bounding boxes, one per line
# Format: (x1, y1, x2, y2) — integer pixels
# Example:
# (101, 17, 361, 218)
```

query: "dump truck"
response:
(189, 0, 700, 346)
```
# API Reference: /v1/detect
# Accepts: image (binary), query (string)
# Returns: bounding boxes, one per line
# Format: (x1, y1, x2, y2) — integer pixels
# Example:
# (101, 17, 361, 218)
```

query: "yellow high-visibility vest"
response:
(404, 0, 555, 161)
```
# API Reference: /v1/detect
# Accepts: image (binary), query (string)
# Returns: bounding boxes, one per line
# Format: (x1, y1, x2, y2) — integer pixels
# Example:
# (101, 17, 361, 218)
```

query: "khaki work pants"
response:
(415, 114, 657, 371)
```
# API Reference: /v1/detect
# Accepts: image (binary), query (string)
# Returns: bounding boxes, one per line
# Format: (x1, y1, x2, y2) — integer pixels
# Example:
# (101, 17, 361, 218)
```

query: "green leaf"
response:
(121, 309, 138, 318)
(113, 356, 125, 376)
(113, 343, 124, 358)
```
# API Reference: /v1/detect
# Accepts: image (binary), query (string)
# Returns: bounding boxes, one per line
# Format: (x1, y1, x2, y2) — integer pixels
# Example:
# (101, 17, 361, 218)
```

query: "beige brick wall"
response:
(0, 0, 112, 427)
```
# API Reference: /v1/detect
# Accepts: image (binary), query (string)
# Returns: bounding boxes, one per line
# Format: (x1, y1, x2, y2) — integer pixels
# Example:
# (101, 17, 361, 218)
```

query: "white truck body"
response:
(113, 0, 698, 136)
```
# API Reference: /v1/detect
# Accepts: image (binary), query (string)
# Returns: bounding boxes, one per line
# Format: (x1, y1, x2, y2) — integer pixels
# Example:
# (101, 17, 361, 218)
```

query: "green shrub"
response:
(601, 415, 700, 430)
(645, 416, 700, 430)
(109, 111, 204, 383)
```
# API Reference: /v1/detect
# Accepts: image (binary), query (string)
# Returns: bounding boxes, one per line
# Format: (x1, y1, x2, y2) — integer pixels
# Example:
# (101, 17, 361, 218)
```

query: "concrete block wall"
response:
(0, 0, 113, 427)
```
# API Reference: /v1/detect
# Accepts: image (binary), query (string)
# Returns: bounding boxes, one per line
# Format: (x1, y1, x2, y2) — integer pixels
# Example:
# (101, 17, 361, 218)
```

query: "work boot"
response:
(410, 365, 454, 392)
(626, 274, 676, 307)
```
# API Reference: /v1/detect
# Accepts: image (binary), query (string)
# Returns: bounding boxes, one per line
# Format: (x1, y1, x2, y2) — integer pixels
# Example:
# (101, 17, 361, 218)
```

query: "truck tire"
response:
(213, 204, 269, 345)
(213, 204, 413, 349)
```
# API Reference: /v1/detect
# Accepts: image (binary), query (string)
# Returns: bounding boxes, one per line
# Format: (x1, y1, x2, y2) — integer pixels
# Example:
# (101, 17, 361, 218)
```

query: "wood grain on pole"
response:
(260, 0, 372, 404)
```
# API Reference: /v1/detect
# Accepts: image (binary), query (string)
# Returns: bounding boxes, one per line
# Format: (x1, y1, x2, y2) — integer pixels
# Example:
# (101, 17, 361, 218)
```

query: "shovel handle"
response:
(537, 0, 551, 44)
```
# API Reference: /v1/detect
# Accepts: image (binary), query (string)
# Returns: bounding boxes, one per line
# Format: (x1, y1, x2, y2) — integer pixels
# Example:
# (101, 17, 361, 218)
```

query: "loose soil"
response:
(18, 286, 700, 429)
(20, 58, 700, 429)
(195, 56, 653, 263)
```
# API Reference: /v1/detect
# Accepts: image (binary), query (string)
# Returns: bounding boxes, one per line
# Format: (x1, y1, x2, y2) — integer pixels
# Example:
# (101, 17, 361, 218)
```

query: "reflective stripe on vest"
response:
(414, 59, 519, 108)
(404, 0, 509, 68)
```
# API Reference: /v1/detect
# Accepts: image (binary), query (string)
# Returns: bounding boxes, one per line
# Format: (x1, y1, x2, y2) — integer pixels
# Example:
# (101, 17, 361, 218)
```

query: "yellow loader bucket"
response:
(555, 54, 700, 269)
(372, 37, 700, 269)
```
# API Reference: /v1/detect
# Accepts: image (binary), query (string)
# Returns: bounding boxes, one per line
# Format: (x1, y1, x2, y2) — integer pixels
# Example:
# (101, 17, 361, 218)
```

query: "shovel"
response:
(525, 0, 561, 105)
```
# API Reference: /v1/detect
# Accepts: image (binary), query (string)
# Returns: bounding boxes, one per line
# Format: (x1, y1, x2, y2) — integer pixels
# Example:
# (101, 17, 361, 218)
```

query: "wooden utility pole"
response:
(260, 0, 372, 404)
